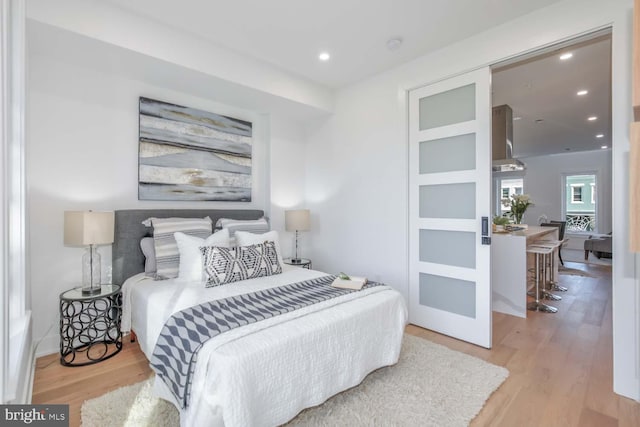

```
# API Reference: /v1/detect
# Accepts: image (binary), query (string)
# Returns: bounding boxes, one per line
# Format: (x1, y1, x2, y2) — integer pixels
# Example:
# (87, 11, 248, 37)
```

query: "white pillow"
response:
(175, 229, 230, 282)
(235, 230, 284, 268)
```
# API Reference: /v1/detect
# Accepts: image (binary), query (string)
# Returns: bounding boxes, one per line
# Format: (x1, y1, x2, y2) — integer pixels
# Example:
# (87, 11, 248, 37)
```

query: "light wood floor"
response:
(32, 262, 640, 426)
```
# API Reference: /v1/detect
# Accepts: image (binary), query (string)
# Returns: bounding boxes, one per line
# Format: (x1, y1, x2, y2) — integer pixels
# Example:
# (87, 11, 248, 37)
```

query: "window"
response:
(564, 174, 596, 232)
(499, 178, 524, 213)
(571, 184, 583, 203)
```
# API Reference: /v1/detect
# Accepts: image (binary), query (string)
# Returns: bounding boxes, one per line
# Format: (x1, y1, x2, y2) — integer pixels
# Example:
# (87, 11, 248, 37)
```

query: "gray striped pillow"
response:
(215, 217, 269, 238)
(144, 217, 213, 280)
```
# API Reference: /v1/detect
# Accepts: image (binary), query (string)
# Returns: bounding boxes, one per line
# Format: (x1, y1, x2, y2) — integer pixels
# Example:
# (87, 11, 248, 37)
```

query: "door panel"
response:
(419, 273, 476, 318)
(419, 183, 476, 219)
(409, 67, 492, 348)
(419, 133, 476, 174)
(418, 83, 476, 129)
(419, 229, 476, 268)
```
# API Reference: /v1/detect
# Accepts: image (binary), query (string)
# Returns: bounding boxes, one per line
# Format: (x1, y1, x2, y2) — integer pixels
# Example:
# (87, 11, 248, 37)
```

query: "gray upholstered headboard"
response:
(112, 209, 264, 285)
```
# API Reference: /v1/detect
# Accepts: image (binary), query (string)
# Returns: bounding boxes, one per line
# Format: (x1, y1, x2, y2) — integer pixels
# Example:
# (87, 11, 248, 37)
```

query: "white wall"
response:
(305, 0, 638, 399)
(515, 150, 613, 236)
(305, 83, 407, 289)
(26, 0, 333, 115)
(27, 51, 307, 355)
(269, 116, 309, 258)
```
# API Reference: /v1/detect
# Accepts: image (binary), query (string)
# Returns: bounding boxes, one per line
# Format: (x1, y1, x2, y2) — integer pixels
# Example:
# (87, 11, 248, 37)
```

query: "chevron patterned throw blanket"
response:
(150, 275, 384, 408)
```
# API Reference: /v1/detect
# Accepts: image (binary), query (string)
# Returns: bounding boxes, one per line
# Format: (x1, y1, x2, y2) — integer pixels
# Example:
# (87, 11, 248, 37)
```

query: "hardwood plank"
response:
(578, 407, 618, 427)
(619, 396, 640, 427)
(32, 340, 152, 427)
(32, 263, 640, 427)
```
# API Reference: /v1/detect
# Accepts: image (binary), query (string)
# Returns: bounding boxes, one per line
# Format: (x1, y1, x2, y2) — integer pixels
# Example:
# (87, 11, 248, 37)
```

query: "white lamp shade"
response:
(285, 209, 310, 232)
(64, 211, 114, 246)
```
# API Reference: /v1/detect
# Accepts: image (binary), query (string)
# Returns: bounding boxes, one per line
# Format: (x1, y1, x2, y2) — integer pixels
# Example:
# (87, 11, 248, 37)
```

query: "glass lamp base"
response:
(82, 246, 101, 293)
(81, 285, 102, 295)
(290, 258, 303, 264)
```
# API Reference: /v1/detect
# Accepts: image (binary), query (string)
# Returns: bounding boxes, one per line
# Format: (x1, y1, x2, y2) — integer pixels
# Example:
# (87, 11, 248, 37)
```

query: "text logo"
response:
(1, 405, 68, 426)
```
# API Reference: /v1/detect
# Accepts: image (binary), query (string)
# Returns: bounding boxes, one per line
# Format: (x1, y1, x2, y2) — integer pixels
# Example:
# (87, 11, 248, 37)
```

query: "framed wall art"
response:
(138, 97, 252, 201)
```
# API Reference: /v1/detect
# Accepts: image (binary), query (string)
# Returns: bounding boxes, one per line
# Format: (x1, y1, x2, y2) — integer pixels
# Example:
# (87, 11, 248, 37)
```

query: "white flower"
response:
(504, 194, 534, 224)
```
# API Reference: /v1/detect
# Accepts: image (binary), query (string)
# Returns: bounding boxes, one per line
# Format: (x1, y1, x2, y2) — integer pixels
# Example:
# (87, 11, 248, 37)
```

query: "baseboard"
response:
(34, 334, 59, 358)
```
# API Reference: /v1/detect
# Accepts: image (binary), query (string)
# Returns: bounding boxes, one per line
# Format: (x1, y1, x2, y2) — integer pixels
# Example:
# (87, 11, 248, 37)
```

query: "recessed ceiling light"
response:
(601, 145, 608, 149)
(596, 134, 605, 138)
(318, 52, 330, 61)
(513, 116, 522, 121)
(588, 116, 598, 121)
(577, 90, 588, 96)
(560, 52, 573, 60)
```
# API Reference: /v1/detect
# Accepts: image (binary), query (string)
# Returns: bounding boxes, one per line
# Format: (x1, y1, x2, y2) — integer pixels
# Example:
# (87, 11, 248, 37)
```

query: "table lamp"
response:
(64, 211, 114, 295)
(285, 209, 310, 263)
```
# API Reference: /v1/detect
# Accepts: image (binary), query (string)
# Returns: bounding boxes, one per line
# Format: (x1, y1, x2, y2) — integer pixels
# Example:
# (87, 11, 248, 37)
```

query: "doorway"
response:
(407, 31, 612, 349)
(490, 31, 612, 271)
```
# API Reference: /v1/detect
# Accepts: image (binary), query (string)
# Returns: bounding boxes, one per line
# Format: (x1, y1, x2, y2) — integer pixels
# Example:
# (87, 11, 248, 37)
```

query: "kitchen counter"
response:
(491, 226, 559, 318)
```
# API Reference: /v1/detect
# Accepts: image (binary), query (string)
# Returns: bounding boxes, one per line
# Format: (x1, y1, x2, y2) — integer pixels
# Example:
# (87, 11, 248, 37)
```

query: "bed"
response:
(113, 209, 408, 427)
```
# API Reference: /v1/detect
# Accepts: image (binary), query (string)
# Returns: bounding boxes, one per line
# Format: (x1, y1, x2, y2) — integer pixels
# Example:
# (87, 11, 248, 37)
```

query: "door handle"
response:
(481, 216, 491, 245)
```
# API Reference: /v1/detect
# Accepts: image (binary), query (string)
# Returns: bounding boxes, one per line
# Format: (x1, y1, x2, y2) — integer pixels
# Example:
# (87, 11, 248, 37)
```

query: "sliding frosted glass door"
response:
(408, 68, 492, 348)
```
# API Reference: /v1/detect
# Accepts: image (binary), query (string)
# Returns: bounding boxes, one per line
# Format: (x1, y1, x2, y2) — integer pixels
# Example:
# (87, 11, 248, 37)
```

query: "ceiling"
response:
(103, 0, 563, 89)
(54, 0, 609, 158)
(492, 34, 612, 158)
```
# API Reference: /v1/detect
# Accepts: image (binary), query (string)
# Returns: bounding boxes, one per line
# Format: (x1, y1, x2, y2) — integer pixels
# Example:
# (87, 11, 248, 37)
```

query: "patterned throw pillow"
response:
(143, 217, 213, 280)
(201, 241, 282, 287)
(235, 230, 284, 268)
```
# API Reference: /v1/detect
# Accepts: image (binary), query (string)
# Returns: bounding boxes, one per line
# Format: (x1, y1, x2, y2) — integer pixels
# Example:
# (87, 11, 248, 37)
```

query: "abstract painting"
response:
(138, 97, 252, 201)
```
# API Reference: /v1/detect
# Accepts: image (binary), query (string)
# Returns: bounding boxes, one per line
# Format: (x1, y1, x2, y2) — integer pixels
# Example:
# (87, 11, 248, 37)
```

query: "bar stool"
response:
(526, 245, 558, 313)
(542, 240, 568, 292)
(530, 240, 567, 294)
(527, 242, 561, 301)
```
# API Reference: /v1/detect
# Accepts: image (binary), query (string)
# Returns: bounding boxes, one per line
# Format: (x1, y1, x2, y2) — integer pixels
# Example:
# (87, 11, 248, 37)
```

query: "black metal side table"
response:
(59, 284, 122, 366)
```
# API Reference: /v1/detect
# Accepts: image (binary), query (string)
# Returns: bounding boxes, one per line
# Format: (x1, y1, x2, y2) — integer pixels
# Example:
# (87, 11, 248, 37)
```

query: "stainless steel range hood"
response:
(492, 104, 526, 172)
(493, 157, 526, 172)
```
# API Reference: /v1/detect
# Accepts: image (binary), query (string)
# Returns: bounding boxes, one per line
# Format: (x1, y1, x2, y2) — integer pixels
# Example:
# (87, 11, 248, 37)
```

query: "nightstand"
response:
(283, 258, 312, 269)
(59, 284, 122, 366)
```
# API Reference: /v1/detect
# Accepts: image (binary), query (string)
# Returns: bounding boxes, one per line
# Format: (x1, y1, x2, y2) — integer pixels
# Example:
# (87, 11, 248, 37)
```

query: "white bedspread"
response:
(122, 267, 408, 427)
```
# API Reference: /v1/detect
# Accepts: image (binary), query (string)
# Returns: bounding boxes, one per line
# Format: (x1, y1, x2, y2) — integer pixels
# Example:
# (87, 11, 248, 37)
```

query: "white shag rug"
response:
(81, 334, 508, 427)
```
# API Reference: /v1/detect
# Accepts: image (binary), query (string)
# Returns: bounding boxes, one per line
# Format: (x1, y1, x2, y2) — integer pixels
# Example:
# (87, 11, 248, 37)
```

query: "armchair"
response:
(584, 233, 612, 260)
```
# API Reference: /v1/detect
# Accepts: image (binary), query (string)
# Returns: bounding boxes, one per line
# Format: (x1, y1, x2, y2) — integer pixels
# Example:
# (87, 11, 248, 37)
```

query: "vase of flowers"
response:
(502, 194, 534, 225)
